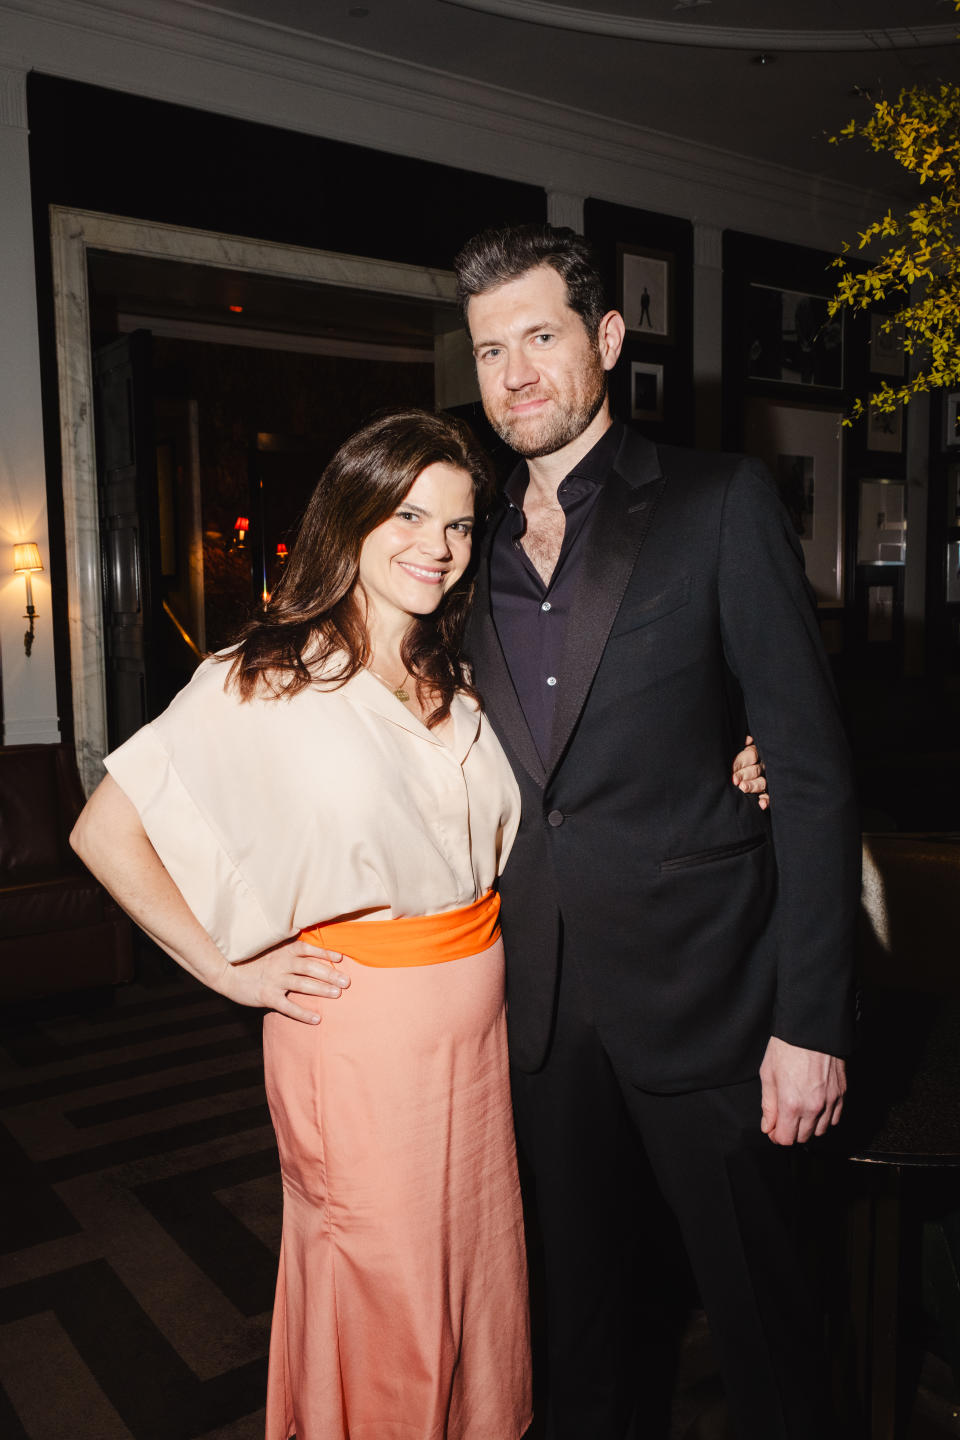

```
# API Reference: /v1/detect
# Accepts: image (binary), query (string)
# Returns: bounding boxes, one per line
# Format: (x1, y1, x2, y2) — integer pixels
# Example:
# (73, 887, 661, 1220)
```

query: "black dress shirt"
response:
(490, 421, 623, 762)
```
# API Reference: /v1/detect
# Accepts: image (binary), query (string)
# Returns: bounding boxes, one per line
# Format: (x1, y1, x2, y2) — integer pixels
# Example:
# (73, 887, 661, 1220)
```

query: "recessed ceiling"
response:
(188, 0, 960, 192)
(438, 0, 958, 50)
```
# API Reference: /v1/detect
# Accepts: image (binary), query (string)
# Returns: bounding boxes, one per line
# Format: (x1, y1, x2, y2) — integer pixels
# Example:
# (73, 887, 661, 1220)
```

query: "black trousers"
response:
(510, 949, 834, 1440)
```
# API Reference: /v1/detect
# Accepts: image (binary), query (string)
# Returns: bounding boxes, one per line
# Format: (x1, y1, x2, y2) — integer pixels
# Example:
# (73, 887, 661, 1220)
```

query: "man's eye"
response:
(533, 333, 553, 345)
(479, 348, 501, 362)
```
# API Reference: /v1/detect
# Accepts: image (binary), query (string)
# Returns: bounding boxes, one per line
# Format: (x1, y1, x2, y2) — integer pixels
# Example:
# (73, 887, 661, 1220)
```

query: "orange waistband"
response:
(299, 889, 501, 968)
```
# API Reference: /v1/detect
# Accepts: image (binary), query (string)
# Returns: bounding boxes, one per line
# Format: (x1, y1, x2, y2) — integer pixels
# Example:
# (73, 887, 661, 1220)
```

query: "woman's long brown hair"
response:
(221, 408, 495, 728)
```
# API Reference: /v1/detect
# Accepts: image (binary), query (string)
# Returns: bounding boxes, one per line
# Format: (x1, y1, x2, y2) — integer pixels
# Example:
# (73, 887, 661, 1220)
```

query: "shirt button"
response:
(547, 809, 565, 827)
(541, 601, 552, 612)
(546, 676, 557, 687)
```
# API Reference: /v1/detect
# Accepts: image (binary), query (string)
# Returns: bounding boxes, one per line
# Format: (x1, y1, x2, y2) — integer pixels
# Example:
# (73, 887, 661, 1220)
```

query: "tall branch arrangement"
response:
(828, 2, 960, 422)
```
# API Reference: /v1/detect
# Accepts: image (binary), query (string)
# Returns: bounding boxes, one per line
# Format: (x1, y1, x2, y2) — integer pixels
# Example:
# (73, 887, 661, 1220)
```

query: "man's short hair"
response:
(454, 224, 608, 339)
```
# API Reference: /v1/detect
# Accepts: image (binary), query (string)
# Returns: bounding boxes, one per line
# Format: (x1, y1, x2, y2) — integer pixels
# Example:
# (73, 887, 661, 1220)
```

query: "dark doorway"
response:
(88, 251, 467, 735)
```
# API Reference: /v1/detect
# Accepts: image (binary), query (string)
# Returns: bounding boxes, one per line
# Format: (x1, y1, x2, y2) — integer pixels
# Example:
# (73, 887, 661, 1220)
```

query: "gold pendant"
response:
(394, 687, 410, 703)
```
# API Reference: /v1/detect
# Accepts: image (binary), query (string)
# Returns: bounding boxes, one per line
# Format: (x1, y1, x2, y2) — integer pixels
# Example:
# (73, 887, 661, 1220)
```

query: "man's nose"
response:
(503, 348, 539, 391)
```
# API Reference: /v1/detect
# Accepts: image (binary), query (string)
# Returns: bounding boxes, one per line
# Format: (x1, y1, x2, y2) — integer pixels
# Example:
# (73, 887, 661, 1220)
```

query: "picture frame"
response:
(745, 283, 843, 389)
(869, 313, 904, 377)
(857, 478, 907, 566)
(944, 391, 960, 448)
(867, 403, 903, 454)
(618, 245, 673, 341)
(946, 541, 960, 604)
(630, 361, 664, 422)
(743, 398, 844, 606)
(946, 461, 960, 527)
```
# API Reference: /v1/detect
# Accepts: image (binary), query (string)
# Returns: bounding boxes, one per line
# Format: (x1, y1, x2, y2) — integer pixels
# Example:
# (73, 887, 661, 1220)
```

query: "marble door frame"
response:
(50, 206, 459, 793)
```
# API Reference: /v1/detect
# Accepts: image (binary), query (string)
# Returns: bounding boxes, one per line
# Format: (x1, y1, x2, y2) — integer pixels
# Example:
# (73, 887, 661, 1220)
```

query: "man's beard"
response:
(488, 360, 607, 459)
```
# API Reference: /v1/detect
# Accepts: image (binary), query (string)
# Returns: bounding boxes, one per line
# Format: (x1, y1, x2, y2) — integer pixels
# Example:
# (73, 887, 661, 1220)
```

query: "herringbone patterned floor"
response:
(2, 968, 957, 1440)
(0, 974, 278, 1440)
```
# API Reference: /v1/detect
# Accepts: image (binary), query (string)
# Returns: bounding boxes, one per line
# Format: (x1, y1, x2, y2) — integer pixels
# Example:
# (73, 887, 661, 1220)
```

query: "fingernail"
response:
(311, 1016, 320, 1025)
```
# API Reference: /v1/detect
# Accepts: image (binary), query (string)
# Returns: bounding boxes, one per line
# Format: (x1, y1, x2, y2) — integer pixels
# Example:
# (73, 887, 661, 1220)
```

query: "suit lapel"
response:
(470, 510, 547, 790)
(546, 431, 665, 776)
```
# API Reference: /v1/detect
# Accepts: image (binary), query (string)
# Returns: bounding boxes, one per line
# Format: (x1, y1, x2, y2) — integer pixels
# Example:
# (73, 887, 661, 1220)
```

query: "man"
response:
(456, 225, 860, 1439)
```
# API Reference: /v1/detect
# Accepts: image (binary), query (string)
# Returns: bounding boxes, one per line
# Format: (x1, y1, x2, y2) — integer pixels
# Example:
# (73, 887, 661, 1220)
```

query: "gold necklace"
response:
(368, 665, 411, 704)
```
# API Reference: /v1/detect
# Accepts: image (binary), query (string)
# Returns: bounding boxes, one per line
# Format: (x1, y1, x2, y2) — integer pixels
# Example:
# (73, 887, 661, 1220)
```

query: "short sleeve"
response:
(104, 671, 293, 962)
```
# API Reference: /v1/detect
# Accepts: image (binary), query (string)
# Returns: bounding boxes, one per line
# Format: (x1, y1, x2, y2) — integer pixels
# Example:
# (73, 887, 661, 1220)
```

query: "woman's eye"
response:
(396, 510, 418, 522)
(449, 522, 473, 535)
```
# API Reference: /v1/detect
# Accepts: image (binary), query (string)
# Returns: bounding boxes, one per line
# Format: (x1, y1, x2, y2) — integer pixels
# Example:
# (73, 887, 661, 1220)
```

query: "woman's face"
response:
(357, 462, 476, 637)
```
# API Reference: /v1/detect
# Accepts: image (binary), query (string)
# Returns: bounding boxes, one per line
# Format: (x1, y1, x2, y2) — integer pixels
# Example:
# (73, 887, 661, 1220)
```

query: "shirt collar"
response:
(503, 418, 624, 512)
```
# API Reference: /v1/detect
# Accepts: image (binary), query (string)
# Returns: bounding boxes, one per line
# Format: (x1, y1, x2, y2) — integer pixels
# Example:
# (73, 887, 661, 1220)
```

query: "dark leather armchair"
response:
(0, 743, 133, 1000)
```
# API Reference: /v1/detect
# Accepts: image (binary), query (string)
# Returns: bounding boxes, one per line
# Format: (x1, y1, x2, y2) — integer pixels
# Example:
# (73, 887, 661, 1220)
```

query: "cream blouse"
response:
(104, 655, 521, 964)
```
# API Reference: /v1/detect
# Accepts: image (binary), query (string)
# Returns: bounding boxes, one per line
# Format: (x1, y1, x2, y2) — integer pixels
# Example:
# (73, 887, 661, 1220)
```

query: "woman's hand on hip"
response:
(222, 936, 351, 1024)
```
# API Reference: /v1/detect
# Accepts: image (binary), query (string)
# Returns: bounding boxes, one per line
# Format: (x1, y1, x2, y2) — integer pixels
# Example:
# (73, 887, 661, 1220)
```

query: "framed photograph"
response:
(618, 245, 672, 341)
(746, 284, 843, 389)
(869, 313, 904, 377)
(946, 462, 960, 526)
(946, 542, 960, 604)
(630, 361, 664, 422)
(944, 391, 960, 448)
(867, 403, 903, 454)
(743, 398, 844, 606)
(857, 478, 906, 566)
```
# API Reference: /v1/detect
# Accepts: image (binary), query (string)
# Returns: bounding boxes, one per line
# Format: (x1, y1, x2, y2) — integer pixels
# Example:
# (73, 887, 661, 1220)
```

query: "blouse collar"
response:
(340, 667, 482, 765)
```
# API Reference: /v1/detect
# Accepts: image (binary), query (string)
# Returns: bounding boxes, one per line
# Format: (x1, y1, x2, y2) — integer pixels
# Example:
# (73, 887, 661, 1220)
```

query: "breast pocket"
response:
(609, 575, 691, 639)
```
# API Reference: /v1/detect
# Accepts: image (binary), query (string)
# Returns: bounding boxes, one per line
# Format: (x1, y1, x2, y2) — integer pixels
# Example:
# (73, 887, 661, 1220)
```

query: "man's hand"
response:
(732, 734, 768, 810)
(759, 1035, 846, 1145)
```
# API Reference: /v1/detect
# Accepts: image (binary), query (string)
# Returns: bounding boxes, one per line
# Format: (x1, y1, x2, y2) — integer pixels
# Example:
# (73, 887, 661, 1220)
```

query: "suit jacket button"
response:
(547, 809, 565, 827)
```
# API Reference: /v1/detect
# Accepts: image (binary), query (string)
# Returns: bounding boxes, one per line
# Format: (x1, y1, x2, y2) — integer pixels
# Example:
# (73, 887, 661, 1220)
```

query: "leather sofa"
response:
(0, 743, 133, 1001)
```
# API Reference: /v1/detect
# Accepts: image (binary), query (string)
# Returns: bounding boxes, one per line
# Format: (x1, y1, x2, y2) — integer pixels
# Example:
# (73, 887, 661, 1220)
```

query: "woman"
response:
(71, 409, 531, 1440)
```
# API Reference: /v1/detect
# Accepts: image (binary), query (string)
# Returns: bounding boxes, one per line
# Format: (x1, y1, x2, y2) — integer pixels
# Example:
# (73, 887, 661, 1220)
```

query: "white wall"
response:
(0, 64, 59, 744)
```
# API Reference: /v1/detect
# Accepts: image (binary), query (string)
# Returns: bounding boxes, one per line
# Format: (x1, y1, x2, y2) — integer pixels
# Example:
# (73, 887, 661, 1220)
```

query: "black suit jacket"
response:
(466, 425, 860, 1093)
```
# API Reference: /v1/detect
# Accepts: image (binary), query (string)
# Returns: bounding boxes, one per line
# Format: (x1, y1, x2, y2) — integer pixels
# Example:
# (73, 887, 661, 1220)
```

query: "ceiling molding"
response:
(1, 0, 889, 250)
(439, 0, 960, 52)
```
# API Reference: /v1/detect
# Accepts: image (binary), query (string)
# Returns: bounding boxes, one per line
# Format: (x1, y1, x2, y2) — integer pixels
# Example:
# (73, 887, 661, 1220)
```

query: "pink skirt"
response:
(262, 932, 531, 1440)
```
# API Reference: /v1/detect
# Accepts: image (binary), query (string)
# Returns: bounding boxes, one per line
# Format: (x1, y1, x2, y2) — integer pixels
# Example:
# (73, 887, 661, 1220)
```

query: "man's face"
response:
(466, 265, 612, 459)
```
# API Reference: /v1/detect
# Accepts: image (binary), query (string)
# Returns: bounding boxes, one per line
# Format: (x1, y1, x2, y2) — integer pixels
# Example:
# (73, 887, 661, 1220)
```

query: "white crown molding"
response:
(0, 0, 886, 250)
(439, 0, 959, 53)
(0, 62, 27, 128)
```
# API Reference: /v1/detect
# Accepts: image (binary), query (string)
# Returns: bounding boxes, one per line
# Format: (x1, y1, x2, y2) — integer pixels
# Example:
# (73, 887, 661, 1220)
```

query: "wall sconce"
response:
(275, 542, 288, 565)
(232, 515, 250, 551)
(13, 542, 43, 657)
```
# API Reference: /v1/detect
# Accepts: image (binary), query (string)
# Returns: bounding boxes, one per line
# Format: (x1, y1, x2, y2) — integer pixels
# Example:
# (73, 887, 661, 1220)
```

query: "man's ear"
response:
(597, 310, 626, 372)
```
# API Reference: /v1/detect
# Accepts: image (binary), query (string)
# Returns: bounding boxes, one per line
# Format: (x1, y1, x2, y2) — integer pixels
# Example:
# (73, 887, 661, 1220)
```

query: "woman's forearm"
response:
(70, 773, 350, 1022)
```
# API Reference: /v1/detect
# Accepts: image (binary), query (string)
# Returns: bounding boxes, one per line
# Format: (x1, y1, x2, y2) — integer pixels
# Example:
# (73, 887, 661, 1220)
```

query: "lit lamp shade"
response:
(14, 543, 43, 574)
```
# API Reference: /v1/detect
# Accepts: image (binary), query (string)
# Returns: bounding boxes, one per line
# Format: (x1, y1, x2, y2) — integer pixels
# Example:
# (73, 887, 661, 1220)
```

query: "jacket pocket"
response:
(609, 575, 691, 638)
(659, 832, 768, 874)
